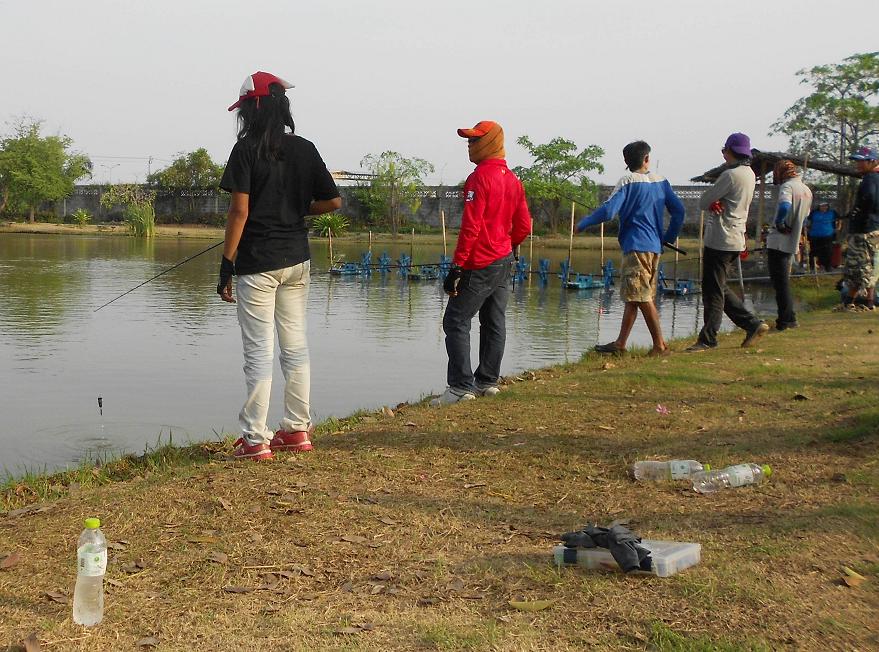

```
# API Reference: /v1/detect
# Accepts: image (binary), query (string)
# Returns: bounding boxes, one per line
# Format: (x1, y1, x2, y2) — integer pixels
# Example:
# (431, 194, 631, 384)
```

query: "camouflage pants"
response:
(844, 230, 879, 292)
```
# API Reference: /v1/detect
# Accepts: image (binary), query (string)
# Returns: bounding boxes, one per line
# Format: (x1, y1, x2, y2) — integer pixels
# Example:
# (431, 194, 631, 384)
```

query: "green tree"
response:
(771, 52, 878, 205)
(0, 118, 92, 222)
(513, 136, 604, 233)
(101, 184, 156, 237)
(147, 148, 225, 217)
(357, 151, 434, 235)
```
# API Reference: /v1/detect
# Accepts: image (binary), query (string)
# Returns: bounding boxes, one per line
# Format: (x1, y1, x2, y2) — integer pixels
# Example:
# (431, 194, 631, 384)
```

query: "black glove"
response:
(443, 266, 463, 295)
(217, 256, 235, 295)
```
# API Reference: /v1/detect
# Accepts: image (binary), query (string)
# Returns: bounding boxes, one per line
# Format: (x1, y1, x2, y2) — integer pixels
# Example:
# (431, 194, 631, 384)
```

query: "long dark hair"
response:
(235, 83, 295, 161)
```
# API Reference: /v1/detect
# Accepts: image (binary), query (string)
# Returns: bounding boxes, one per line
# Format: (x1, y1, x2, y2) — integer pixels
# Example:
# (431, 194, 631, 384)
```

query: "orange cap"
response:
(457, 120, 499, 139)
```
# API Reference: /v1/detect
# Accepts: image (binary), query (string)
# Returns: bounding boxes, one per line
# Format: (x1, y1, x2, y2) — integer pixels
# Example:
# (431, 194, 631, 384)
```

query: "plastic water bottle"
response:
(632, 460, 709, 482)
(692, 464, 772, 494)
(73, 517, 107, 626)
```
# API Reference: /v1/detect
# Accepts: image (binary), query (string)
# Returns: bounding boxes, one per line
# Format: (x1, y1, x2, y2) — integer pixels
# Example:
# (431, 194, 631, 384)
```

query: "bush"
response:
(71, 208, 91, 226)
(312, 213, 350, 237)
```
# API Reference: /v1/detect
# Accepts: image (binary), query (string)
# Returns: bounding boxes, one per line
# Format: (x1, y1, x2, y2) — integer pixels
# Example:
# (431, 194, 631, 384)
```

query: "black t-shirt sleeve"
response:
(220, 142, 252, 194)
(309, 142, 340, 201)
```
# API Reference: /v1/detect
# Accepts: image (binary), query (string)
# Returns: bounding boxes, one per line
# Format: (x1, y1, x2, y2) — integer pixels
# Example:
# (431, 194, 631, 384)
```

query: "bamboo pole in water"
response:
(600, 222, 605, 268)
(328, 227, 334, 265)
(368, 230, 373, 254)
(440, 210, 447, 257)
(567, 201, 575, 279)
(673, 236, 679, 286)
(410, 227, 415, 260)
(528, 233, 533, 286)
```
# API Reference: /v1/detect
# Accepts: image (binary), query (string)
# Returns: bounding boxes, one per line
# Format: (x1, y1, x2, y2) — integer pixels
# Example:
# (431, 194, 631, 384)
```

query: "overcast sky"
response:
(2, 0, 877, 187)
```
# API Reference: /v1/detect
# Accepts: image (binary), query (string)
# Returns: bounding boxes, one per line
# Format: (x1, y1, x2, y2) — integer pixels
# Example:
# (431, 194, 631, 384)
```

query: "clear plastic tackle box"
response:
(553, 539, 701, 577)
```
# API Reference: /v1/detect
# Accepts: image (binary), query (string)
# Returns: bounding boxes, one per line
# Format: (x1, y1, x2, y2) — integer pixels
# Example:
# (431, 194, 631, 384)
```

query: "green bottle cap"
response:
(84, 517, 101, 529)
(703, 463, 711, 472)
(761, 465, 772, 478)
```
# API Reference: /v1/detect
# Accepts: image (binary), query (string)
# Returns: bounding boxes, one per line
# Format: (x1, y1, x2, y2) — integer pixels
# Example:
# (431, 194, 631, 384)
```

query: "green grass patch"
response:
(648, 621, 771, 652)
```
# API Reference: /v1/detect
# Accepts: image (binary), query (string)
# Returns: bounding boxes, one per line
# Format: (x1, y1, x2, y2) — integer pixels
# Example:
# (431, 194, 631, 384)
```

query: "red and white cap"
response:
(227, 71, 294, 111)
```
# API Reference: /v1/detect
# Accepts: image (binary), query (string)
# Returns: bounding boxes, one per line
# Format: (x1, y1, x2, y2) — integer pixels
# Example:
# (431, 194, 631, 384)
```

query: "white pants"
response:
(235, 262, 311, 445)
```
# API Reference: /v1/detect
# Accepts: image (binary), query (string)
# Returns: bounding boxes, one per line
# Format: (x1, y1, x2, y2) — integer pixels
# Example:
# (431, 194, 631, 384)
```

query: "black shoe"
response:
(775, 321, 799, 331)
(684, 342, 716, 353)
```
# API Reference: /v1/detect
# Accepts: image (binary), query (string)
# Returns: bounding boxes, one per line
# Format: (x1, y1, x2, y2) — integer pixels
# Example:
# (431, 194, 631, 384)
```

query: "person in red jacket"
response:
(432, 120, 532, 406)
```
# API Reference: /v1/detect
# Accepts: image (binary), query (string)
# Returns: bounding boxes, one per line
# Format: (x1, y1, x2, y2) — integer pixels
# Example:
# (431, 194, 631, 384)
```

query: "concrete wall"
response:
(54, 184, 840, 232)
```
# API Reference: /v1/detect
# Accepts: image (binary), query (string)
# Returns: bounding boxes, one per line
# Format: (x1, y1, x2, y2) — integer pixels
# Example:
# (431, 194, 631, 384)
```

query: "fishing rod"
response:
(93, 241, 224, 312)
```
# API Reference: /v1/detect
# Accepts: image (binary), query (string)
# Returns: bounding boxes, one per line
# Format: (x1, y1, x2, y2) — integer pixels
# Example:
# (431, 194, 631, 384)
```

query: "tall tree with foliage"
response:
(513, 136, 604, 233)
(771, 52, 878, 165)
(357, 151, 434, 235)
(0, 118, 92, 222)
(147, 148, 225, 216)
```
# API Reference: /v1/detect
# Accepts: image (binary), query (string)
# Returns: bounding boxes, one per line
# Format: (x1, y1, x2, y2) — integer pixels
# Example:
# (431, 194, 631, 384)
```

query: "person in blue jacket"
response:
(576, 141, 685, 356)
(806, 200, 839, 272)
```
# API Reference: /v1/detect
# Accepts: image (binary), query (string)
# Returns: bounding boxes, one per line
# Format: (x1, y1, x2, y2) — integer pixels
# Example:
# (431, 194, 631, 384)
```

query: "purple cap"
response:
(849, 146, 878, 161)
(724, 133, 752, 157)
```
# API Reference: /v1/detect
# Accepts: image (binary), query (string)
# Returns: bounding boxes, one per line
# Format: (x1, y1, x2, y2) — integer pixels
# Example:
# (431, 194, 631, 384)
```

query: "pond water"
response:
(0, 233, 775, 475)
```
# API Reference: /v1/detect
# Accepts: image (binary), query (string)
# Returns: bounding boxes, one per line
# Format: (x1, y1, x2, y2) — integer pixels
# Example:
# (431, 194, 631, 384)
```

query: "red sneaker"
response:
(233, 438, 274, 461)
(271, 427, 314, 452)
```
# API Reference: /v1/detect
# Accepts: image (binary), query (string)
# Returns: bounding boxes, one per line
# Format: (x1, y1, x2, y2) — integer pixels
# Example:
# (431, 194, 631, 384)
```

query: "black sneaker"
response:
(684, 342, 716, 353)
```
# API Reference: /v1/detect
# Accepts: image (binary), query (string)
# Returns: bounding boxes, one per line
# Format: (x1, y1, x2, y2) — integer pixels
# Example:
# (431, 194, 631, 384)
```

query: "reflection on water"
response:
(0, 233, 773, 475)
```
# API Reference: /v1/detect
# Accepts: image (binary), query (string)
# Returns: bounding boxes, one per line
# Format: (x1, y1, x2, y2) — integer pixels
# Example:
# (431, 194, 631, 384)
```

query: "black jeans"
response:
(443, 254, 513, 392)
(697, 247, 763, 347)
(768, 248, 796, 327)
(808, 236, 834, 271)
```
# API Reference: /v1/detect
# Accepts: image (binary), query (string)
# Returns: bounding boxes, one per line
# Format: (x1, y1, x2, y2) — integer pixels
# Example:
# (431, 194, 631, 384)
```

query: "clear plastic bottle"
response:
(632, 460, 709, 482)
(692, 464, 772, 494)
(73, 517, 107, 626)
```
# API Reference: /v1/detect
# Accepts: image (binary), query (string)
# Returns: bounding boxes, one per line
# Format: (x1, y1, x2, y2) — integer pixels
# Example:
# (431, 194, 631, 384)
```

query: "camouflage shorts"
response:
(621, 251, 660, 303)
(844, 230, 879, 292)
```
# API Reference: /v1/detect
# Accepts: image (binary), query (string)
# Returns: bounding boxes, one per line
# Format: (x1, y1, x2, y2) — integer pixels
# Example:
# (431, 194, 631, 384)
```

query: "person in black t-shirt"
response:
(218, 71, 341, 461)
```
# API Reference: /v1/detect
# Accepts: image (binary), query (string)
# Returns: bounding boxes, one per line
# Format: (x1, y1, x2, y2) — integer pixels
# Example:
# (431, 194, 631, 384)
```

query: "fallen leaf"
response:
(259, 573, 281, 590)
(447, 577, 465, 591)
(370, 584, 385, 595)
(21, 632, 40, 652)
(218, 498, 233, 511)
(7, 504, 54, 519)
(340, 534, 367, 545)
(223, 585, 253, 594)
(509, 599, 554, 612)
(464, 483, 486, 489)
(418, 596, 440, 606)
(842, 566, 867, 588)
(44, 590, 68, 604)
(135, 636, 160, 648)
(107, 541, 128, 551)
(404, 421, 417, 428)
(378, 517, 397, 526)
(372, 571, 392, 581)
(0, 551, 21, 570)
(381, 406, 395, 418)
(413, 570, 430, 581)
(207, 551, 228, 565)
(122, 559, 146, 574)
(597, 425, 615, 431)
(188, 535, 220, 545)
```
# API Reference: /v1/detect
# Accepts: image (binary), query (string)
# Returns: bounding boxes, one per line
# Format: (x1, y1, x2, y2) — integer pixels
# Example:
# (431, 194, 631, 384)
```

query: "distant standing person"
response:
(806, 200, 839, 272)
(685, 133, 768, 352)
(765, 159, 813, 331)
(576, 141, 685, 356)
(217, 71, 342, 460)
(432, 121, 532, 406)
(842, 146, 879, 308)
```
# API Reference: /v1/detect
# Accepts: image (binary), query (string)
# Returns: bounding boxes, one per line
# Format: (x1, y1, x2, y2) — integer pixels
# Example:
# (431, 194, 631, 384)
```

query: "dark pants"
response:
(808, 236, 834, 271)
(768, 248, 796, 328)
(443, 254, 513, 392)
(697, 247, 763, 347)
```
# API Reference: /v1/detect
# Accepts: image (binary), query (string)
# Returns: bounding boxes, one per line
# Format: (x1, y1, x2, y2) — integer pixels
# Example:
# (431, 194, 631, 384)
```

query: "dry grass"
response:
(2, 304, 878, 651)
